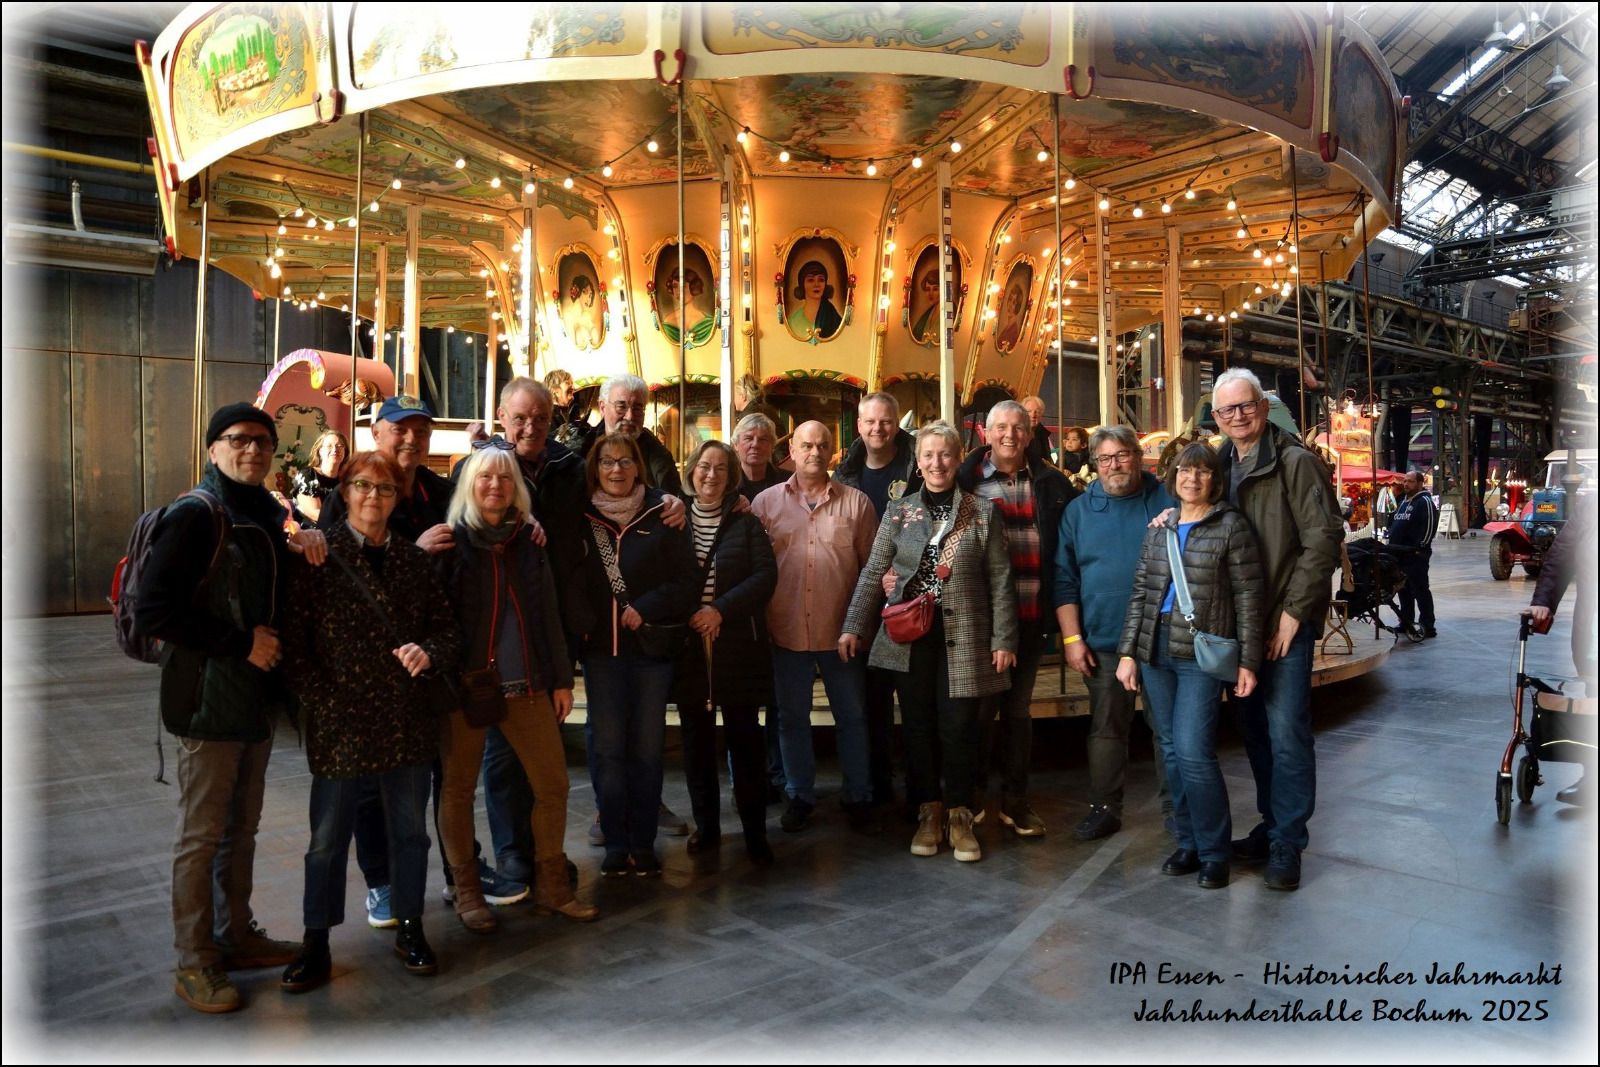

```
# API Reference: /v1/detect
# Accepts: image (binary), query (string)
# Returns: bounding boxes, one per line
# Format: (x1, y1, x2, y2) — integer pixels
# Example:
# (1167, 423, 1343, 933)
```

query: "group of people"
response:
(139, 365, 1344, 1016)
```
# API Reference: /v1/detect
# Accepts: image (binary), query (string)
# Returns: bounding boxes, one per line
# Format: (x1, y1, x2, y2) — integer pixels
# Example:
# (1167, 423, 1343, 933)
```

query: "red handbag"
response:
(879, 494, 974, 644)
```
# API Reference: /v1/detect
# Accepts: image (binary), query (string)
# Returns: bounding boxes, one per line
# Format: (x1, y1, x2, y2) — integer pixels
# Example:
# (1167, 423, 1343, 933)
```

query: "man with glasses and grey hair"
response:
(1055, 425, 1175, 840)
(578, 374, 684, 496)
(1210, 367, 1342, 890)
(957, 399, 1077, 834)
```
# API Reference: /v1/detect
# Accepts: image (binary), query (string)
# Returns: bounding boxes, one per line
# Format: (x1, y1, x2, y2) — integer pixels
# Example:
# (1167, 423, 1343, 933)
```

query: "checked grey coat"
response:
(842, 487, 1018, 698)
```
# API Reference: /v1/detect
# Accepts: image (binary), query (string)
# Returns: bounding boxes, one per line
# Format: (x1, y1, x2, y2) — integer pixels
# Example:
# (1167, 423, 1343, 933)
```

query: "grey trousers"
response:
(172, 726, 274, 970)
(1082, 653, 1170, 818)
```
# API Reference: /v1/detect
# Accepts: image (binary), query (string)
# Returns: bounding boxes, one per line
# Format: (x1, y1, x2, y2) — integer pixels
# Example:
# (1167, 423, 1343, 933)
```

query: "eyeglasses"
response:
(607, 400, 645, 415)
(472, 438, 516, 452)
(599, 457, 637, 470)
(348, 479, 399, 498)
(217, 433, 275, 453)
(1094, 450, 1135, 468)
(1176, 466, 1215, 478)
(1213, 400, 1261, 421)
(693, 462, 728, 477)
(504, 414, 552, 430)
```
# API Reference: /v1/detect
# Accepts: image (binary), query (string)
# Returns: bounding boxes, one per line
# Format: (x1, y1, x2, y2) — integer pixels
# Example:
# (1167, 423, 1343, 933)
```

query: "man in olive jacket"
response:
(136, 403, 326, 1013)
(1211, 368, 1343, 891)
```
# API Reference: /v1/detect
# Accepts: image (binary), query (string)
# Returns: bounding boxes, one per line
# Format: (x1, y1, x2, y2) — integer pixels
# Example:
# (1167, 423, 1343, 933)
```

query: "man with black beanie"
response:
(137, 402, 326, 1013)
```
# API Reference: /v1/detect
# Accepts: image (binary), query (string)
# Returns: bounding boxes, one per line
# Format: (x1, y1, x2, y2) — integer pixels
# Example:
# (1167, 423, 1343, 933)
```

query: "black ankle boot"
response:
(280, 928, 332, 993)
(393, 918, 437, 976)
(739, 807, 773, 866)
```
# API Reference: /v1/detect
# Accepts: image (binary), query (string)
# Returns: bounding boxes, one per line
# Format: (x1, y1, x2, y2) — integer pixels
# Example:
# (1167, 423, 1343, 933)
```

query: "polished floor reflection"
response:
(4, 539, 1594, 1061)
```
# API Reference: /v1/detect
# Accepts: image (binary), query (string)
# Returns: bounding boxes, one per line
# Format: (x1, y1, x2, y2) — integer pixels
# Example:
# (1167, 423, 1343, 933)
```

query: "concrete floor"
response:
(3, 537, 1595, 1062)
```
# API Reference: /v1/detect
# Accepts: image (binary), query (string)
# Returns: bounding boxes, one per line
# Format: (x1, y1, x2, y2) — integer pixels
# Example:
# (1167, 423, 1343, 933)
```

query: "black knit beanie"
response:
(205, 402, 278, 447)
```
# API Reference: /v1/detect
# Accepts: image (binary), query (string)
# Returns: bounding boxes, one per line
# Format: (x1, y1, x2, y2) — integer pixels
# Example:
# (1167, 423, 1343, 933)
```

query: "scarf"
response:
(591, 484, 646, 526)
(464, 510, 522, 549)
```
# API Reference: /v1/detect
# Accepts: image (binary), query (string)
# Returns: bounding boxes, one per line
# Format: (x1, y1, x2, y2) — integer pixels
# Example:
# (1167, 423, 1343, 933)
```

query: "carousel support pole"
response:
(675, 79, 688, 460)
(519, 181, 535, 379)
(488, 316, 500, 386)
(1290, 146, 1307, 433)
(1051, 93, 1064, 466)
(1357, 193, 1378, 491)
(1095, 208, 1115, 426)
(349, 113, 366, 458)
(374, 242, 388, 380)
(1163, 225, 1184, 434)
(482, 321, 498, 425)
(937, 160, 954, 424)
(272, 293, 282, 364)
(404, 204, 421, 399)
(191, 185, 210, 482)
(719, 156, 734, 439)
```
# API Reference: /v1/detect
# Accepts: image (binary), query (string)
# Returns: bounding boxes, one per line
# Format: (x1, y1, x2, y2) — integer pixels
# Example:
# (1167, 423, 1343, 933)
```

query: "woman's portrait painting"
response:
(783, 236, 848, 343)
(994, 261, 1033, 354)
(557, 248, 605, 351)
(907, 243, 960, 347)
(652, 241, 717, 348)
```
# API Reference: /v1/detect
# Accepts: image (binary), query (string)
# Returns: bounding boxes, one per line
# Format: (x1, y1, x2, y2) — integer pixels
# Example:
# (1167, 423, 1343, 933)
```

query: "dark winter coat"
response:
(280, 521, 462, 780)
(842, 487, 1018, 699)
(671, 507, 779, 711)
(833, 427, 924, 504)
(1218, 424, 1344, 638)
(576, 488, 699, 659)
(1118, 503, 1266, 672)
(137, 463, 292, 742)
(956, 445, 1078, 632)
(439, 514, 575, 694)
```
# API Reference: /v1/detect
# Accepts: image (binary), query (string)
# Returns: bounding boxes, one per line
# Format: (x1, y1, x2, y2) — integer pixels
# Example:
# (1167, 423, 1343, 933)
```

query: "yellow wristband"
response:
(1062, 634, 1082, 645)
(1119, 656, 1135, 662)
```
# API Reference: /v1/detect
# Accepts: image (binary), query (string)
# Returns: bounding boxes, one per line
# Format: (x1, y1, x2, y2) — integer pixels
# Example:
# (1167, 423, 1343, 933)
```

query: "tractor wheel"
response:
(1489, 534, 1515, 581)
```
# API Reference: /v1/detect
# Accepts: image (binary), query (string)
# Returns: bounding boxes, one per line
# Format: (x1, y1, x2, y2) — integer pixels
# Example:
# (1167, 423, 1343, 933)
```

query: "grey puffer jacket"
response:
(1118, 502, 1266, 672)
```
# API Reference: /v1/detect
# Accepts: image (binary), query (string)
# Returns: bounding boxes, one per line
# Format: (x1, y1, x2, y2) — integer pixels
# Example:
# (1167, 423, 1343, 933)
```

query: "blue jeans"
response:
(303, 762, 432, 929)
(582, 654, 674, 856)
(1138, 624, 1230, 862)
(770, 645, 872, 806)
(483, 725, 534, 881)
(1236, 625, 1316, 851)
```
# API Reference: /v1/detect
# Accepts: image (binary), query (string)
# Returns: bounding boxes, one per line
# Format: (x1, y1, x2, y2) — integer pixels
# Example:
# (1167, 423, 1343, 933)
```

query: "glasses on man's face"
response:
(504, 414, 552, 430)
(472, 438, 516, 452)
(608, 400, 645, 415)
(599, 457, 637, 470)
(1213, 400, 1261, 422)
(217, 433, 274, 453)
(1094, 450, 1135, 468)
(348, 479, 399, 498)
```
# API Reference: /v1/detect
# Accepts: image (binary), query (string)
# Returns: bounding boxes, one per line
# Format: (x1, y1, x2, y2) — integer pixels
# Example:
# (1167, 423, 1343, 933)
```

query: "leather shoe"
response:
(1556, 774, 1589, 806)
(1161, 848, 1201, 876)
(1197, 861, 1230, 889)
(393, 919, 437, 976)
(686, 829, 722, 853)
(280, 941, 331, 994)
(1231, 825, 1271, 866)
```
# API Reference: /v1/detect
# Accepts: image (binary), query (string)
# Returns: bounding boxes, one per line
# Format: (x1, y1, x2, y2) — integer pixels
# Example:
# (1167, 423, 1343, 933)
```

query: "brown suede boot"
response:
(449, 862, 497, 932)
(910, 802, 944, 856)
(534, 855, 598, 922)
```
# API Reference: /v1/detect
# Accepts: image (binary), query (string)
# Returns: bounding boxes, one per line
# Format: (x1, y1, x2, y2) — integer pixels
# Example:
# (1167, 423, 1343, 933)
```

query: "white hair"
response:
(986, 400, 1030, 430)
(601, 373, 648, 404)
(447, 447, 533, 530)
(1213, 367, 1264, 400)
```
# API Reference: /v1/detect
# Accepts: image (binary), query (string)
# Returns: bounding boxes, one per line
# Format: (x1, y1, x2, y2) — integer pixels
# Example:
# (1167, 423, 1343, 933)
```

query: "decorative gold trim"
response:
(642, 232, 719, 274)
(903, 235, 972, 273)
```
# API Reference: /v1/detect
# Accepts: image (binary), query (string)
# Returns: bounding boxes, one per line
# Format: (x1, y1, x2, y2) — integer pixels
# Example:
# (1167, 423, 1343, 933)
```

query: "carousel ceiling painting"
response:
(141, 1, 1402, 408)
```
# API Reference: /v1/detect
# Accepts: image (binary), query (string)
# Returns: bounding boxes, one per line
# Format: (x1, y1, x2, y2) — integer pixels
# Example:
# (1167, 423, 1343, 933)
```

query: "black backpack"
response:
(109, 489, 230, 664)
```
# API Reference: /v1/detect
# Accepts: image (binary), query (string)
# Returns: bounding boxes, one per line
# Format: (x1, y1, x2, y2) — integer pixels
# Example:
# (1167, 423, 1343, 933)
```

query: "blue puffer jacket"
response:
(1054, 471, 1176, 653)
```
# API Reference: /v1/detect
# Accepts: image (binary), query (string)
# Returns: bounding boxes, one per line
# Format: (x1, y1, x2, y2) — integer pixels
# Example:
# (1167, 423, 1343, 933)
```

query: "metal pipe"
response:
(69, 179, 85, 231)
(3, 141, 154, 174)
(1052, 93, 1064, 467)
(349, 114, 365, 453)
(191, 188, 209, 482)
(676, 79, 688, 462)
(1358, 192, 1378, 494)
(1290, 146, 1306, 433)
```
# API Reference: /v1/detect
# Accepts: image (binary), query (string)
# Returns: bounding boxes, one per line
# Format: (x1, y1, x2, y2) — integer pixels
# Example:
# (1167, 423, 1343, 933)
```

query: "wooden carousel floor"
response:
(4, 538, 1594, 1062)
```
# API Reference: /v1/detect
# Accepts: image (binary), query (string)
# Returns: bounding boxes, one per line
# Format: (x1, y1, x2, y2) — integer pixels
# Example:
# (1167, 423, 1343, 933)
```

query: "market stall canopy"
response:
(138, 3, 1403, 404)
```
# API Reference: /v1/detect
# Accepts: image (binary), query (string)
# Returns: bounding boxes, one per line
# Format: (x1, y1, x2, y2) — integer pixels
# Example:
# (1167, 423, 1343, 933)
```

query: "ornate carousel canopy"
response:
(139, 2, 1404, 408)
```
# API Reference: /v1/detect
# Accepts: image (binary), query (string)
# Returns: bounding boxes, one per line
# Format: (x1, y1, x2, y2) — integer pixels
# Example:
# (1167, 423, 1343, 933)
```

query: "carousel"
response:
(136, 1, 1407, 490)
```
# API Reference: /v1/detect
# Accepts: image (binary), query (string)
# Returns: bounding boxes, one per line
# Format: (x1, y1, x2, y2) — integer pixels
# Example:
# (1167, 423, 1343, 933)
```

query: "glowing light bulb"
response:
(1063, 257, 1072, 266)
(1037, 149, 1049, 162)
(1242, 301, 1252, 310)
(602, 164, 613, 178)
(603, 223, 615, 236)
(1254, 285, 1263, 294)
(446, 325, 455, 333)
(1040, 247, 1052, 258)
(1192, 306, 1202, 315)
(879, 294, 891, 309)
(1098, 197, 1110, 211)
(283, 287, 292, 297)
(277, 223, 287, 235)
(612, 276, 623, 288)
(1184, 188, 1196, 200)
(1289, 264, 1298, 274)
(1063, 297, 1072, 306)
(1226, 198, 1237, 211)
(950, 140, 962, 154)
(512, 242, 521, 253)
(305, 216, 316, 228)
(524, 181, 536, 194)
(268, 262, 281, 279)
(607, 249, 619, 260)
(347, 218, 357, 228)
(1067, 279, 1078, 288)
(885, 241, 896, 252)
(911, 155, 923, 169)
(1064, 177, 1076, 189)
(1132, 205, 1144, 218)
(1002, 234, 1012, 243)
(327, 219, 337, 230)
(454, 157, 467, 169)
(369, 200, 380, 212)
(1289, 244, 1297, 253)
(1205, 313, 1215, 321)
(647, 140, 659, 153)
(1275, 253, 1285, 263)
(740, 238, 751, 252)
(1161, 201, 1172, 214)
(866, 161, 877, 176)
(778, 149, 790, 163)
(392, 178, 403, 190)
(490, 176, 501, 188)
(1229, 310, 1238, 319)
(293, 207, 304, 218)
(479, 269, 489, 278)
(737, 128, 749, 144)
(563, 176, 574, 189)
(1253, 248, 1263, 258)
(1236, 228, 1247, 239)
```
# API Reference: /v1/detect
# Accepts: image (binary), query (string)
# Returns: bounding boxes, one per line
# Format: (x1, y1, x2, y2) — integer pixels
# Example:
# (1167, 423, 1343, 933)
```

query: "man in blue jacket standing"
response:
(1387, 468, 1438, 640)
(1055, 426, 1175, 840)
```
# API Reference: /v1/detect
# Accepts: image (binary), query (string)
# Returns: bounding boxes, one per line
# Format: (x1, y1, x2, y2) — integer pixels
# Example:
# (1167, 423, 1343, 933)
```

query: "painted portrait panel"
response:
(557, 248, 605, 351)
(784, 236, 848, 343)
(652, 241, 718, 348)
(907, 243, 962, 347)
(994, 261, 1033, 354)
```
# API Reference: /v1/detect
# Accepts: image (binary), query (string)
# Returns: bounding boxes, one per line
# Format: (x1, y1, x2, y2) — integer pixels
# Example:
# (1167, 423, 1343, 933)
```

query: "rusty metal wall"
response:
(10, 260, 350, 615)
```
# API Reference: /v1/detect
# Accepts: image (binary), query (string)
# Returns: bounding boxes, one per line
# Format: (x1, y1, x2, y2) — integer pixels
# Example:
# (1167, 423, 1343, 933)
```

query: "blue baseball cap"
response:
(375, 394, 435, 424)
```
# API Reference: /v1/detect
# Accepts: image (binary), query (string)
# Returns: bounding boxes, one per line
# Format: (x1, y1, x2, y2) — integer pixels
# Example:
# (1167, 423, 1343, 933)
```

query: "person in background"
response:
(1058, 426, 1092, 478)
(752, 421, 882, 834)
(673, 440, 779, 864)
(576, 373, 685, 498)
(1117, 441, 1263, 890)
(958, 400, 1077, 837)
(834, 391, 924, 809)
(1211, 367, 1343, 892)
(1021, 396, 1055, 466)
(577, 432, 698, 876)
(1056, 426, 1176, 840)
(293, 430, 347, 527)
(436, 444, 596, 931)
(278, 450, 462, 990)
(136, 402, 326, 1013)
(544, 368, 584, 431)
(733, 412, 788, 502)
(842, 422, 1017, 863)
(1387, 468, 1439, 640)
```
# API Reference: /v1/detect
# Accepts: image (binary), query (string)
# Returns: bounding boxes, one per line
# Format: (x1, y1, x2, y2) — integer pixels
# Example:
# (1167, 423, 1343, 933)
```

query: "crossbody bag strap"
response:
(931, 491, 977, 577)
(586, 516, 630, 605)
(1164, 526, 1198, 630)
